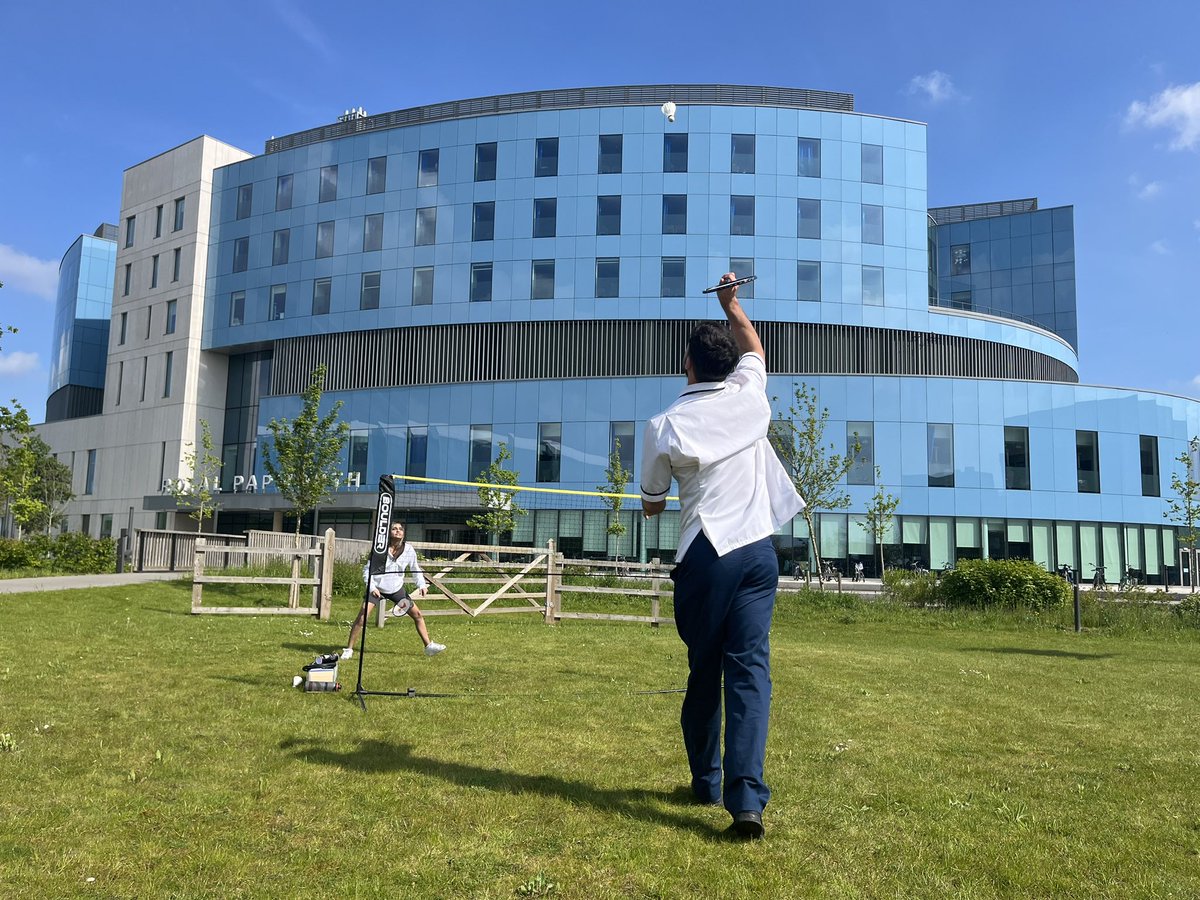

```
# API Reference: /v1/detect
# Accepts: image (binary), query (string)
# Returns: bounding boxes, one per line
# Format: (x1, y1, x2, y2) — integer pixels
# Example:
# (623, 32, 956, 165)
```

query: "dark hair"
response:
(687, 322, 739, 383)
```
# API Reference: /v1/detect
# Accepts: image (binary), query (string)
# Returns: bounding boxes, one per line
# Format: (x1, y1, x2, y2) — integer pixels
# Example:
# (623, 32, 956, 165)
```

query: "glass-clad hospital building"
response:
(38, 85, 1200, 583)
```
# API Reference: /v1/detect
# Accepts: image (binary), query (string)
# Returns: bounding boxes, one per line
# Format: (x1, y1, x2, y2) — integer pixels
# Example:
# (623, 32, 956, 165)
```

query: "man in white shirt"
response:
(641, 273, 805, 839)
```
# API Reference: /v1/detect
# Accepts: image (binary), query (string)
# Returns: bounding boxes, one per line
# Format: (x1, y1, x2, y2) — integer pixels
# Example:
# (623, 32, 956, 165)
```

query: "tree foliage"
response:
(467, 442, 526, 541)
(0, 401, 66, 539)
(597, 438, 633, 551)
(768, 384, 860, 579)
(1165, 438, 1200, 591)
(25, 434, 73, 535)
(167, 419, 223, 534)
(857, 467, 899, 575)
(262, 365, 350, 543)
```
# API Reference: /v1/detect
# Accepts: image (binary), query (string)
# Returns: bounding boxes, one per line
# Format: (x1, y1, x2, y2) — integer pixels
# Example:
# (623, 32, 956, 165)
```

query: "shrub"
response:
(939, 558, 1070, 610)
(1175, 594, 1200, 628)
(0, 538, 38, 570)
(332, 558, 367, 597)
(881, 569, 941, 607)
(52, 533, 115, 574)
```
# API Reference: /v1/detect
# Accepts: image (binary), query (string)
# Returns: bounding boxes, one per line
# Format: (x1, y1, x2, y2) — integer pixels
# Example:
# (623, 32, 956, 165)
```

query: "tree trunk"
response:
(804, 509, 821, 589)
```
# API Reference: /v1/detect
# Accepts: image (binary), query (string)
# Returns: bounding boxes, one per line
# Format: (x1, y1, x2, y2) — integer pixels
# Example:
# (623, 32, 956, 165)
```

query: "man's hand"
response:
(642, 498, 666, 519)
(715, 272, 739, 307)
(714, 271, 765, 361)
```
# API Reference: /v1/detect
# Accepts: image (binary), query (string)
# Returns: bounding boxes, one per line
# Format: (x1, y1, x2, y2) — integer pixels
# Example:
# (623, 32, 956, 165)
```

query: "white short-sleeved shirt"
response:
(640, 352, 805, 561)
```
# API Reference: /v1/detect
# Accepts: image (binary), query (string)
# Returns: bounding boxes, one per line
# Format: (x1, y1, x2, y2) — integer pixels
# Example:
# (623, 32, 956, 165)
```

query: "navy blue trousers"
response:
(671, 533, 778, 814)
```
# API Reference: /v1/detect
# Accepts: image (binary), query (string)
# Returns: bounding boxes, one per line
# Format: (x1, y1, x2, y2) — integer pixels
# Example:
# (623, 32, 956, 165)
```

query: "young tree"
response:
(768, 384, 860, 582)
(166, 419, 223, 534)
(262, 365, 350, 544)
(25, 435, 74, 535)
(0, 401, 41, 539)
(597, 437, 633, 557)
(1165, 437, 1200, 592)
(857, 468, 899, 577)
(467, 442, 526, 546)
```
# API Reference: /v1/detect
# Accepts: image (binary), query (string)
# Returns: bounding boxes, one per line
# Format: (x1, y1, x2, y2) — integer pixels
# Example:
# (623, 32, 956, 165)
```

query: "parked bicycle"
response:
(820, 561, 840, 582)
(1118, 566, 1139, 591)
(1090, 565, 1107, 591)
(1057, 563, 1076, 585)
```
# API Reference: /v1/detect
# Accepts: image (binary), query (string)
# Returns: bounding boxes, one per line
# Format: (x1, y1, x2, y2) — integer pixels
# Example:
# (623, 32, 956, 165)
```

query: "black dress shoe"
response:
(729, 810, 764, 839)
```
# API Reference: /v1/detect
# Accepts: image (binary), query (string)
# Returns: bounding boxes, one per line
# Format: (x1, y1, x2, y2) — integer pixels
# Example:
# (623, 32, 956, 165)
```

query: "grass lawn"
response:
(1, 582, 1199, 898)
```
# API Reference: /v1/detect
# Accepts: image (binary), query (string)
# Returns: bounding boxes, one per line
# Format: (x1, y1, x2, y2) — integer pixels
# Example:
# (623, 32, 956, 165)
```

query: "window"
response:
(531, 260, 555, 300)
(123, 263, 132, 295)
(950, 291, 972, 310)
(415, 207, 436, 246)
(236, 184, 253, 219)
(367, 156, 387, 194)
(731, 134, 755, 173)
(81, 514, 91, 535)
(730, 258, 754, 298)
(951, 244, 971, 275)
(406, 426, 428, 478)
(272, 228, 290, 265)
(163, 351, 173, 398)
(85, 449, 96, 495)
(1140, 435, 1160, 497)
(417, 149, 438, 186)
(319, 165, 338, 203)
(596, 195, 621, 235)
(360, 271, 381, 309)
(533, 198, 557, 238)
(797, 198, 821, 239)
(661, 257, 686, 297)
(468, 425, 492, 481)
(348, 430, 368, 486)
(596, 258, 619, 298)
(475, 142, 497, 181)
(798, 138, 821, 177)
(470, 262, 493, 302)
(797, 261, 820, 302)
(150, 254, 159, 288)
(100, 514, 113, 540)
(155, 205, 163, 238)
(230, 291, 245, 326)
(363, 213, 383, 252)
(473, 201, 495, 241)
(270, 284, 287, 321)
(928, 424, 955, 487)
(145, 307, 152, 339)
(1076, 431, 1100, 493)
(233, 237, 249, 273)
(862, 204, 883, 244)
(119, 311, 127, 344)
(537, 423, 562, 482)
(173, 197, 185, 232)
(275, 174, 293, 211)
(535, 137, 558, 177)
(172, 248, 181, 282)
(311, 278, 331, 315)
(125, 215, 135, 248)
(598, 134, 622, 174)
(862, 266, 884, 306)
(140, 357, 148, 402)
(730, 195, 755, 235)
(848, 422, 874, 485)
(165, 299, 177, 335)
(316, 221, 334, 258)
(663, 133, 688, 172)
(662, 194, 687, 234)
(861, 144, 883, 184)
(610, 421, 634, 474)
(115, 361, 124, 406)
(412, 267, 434, 306)
(1005, 426, 1030, 490)
(154, 511, 167, 530)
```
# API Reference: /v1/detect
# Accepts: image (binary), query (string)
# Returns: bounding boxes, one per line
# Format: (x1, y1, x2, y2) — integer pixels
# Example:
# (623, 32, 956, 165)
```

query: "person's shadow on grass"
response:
(279, 736, 730, 839)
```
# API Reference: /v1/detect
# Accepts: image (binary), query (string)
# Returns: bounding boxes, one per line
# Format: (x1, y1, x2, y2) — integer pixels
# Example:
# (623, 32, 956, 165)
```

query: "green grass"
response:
(2, 584, 1199, 898)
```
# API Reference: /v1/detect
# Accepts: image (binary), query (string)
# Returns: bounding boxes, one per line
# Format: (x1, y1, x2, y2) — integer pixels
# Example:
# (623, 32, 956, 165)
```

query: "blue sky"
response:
(1, 0, 1197, 421)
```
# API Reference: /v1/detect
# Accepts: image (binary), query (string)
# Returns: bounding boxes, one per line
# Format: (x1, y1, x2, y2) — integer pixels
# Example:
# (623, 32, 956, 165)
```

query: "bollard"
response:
(1073, 582, 1081, 633)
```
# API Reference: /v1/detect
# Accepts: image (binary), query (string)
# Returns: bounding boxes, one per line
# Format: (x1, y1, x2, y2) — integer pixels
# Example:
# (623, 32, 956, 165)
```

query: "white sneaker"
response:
(424, 642, 446, 657)
(340, 647, 354, 660)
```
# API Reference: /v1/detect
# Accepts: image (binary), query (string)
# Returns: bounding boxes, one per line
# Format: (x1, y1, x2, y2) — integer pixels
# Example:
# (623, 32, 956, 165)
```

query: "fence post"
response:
(136, 530, 145, 572)
(319, 528, 335, 620)
(288, 552, 301, 609)
(544, 539, 559, 624)
(650, 556, 661, 628)
(191, 538, 206, 613)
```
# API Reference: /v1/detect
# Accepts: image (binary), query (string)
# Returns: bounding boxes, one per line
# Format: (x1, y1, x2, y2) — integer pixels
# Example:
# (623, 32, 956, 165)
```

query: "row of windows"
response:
(124, 198, 186, 248)
(117, 299, 178, 346)
(224, 257, 884, 322)
(122, 248, 183, 296)
(110, 352, 175, 406)
(844, 423, 1162, 496)
(238, 137, 865, 214)
(230, 196, 886, 273)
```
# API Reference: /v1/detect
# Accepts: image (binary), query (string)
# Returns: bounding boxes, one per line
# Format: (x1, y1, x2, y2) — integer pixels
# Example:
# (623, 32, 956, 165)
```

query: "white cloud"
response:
(270, 0, 333, 59)
(1137, 180, 1162, 200)
(0, 244, 58, 300)
(0, 350, 40, 376)
(906, 70, 960, 104)
(1150, 239, 1170, 255)
(1126, 82, 1200, 150)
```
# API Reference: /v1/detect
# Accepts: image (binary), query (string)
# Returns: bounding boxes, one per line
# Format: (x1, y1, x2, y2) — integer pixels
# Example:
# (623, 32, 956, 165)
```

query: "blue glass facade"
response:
(191, 87, 1199, 580)
(47, 228, 116, 421)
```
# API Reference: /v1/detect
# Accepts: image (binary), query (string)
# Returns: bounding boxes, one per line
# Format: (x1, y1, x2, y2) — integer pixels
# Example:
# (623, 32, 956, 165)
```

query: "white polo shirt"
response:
(640, 352, 805, 561)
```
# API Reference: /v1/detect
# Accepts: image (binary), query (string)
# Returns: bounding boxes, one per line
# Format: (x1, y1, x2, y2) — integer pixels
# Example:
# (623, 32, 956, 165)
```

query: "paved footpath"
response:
(0, 571, 185, 595)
